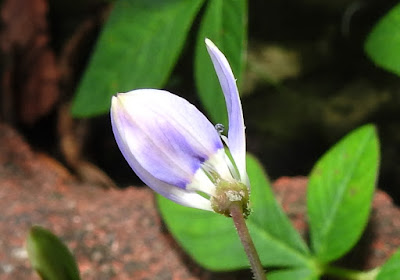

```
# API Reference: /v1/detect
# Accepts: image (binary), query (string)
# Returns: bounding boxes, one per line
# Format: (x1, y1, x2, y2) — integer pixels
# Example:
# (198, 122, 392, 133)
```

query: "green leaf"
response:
(377, 248, 400, 280)
(269, 267, 319, 280)
(26, 226, 81, 280)
(194, 0, 247, 126)
(157, 154, 311, 271)
(365, 3, 400, 76)
(71, 0, 204, 117)
(307, 125, 380, 262)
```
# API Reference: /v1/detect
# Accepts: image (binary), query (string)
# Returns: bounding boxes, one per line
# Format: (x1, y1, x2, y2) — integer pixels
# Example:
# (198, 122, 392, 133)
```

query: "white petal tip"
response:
(205, 38, 216, 48)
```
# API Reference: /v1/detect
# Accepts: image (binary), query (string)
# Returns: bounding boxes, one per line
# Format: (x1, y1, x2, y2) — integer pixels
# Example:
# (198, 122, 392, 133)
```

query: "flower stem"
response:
(229, 202, 267, 280)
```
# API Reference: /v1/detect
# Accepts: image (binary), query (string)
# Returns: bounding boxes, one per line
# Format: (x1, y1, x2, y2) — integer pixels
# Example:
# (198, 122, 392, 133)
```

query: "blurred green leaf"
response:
(71, 0, 204, 117)
(376, 248, 400, 280)
(307, 125, 380, 262)
(365, 3, 400, 76)
(26, 226, 81, 280)
(157, 154, 311, 271)
(269, 267, 318, 280)
(194, 0, 247, 126)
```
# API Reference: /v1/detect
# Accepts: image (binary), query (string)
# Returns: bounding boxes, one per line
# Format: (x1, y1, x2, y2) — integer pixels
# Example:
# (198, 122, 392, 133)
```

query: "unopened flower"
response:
(111, 39, 249, 216)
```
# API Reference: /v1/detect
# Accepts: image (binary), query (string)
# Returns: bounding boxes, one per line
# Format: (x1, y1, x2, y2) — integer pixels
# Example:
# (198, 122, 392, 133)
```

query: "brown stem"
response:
(230, 202, 267, 280)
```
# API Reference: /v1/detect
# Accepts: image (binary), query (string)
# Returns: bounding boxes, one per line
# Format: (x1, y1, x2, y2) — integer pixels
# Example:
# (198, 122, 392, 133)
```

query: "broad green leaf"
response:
(246, 155, 310, 260)
(71, 0, 204, 117)
(269, 267, 319, 280)
(377, 248, 400, 280)
(26, 226, 81, 280)
(307, 125, 380, 262)
(194, 0, 247, 126)
(157, 154, 311, 271)
(365, 3, 400, 76)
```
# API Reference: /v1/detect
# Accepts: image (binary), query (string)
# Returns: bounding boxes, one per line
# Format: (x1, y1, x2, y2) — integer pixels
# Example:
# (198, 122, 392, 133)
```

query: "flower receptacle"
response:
(211, 180, 250, 218)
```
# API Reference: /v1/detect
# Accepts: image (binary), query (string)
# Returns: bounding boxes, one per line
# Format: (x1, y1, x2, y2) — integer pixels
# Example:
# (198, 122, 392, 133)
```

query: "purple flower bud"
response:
(111, 39, 248, 212)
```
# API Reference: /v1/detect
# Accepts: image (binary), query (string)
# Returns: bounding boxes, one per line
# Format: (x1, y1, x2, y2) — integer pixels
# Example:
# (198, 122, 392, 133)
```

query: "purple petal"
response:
(112, 112, 212, 210)
(205, 39, 247, 183)
(111, 89, 223, 189)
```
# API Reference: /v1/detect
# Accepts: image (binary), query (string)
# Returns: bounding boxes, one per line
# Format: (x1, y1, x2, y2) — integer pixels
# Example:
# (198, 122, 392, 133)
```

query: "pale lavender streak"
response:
(112, 90, 223, 189)
(142, 121, 209, 188)
(111, 108, 210, 209)
(116, 113, 192, 188)
(205, 39, 246, 181)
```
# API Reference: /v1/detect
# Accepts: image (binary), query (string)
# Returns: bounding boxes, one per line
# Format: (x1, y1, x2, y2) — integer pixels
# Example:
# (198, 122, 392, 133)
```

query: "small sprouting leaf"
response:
(194, 0, 247, 126)
(365, 3, 400, 76)
(157, 154, 311, 271)
(307, 125, 380, 262)
(71, 0, 204, 117)
(376, 248, 400, 280)
(26, 226, 81, 280)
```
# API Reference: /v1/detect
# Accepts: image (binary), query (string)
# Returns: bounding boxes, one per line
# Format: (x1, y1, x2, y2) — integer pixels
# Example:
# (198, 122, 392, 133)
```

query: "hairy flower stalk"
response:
(111, 39, 266, 279)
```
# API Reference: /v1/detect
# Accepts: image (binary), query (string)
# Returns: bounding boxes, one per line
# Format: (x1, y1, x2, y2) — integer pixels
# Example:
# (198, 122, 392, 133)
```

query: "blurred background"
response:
(0, 0, 399, 205)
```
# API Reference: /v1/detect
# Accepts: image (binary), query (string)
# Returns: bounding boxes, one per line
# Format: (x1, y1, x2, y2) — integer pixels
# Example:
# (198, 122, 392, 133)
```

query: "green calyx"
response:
(211, 180, 250, 218)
